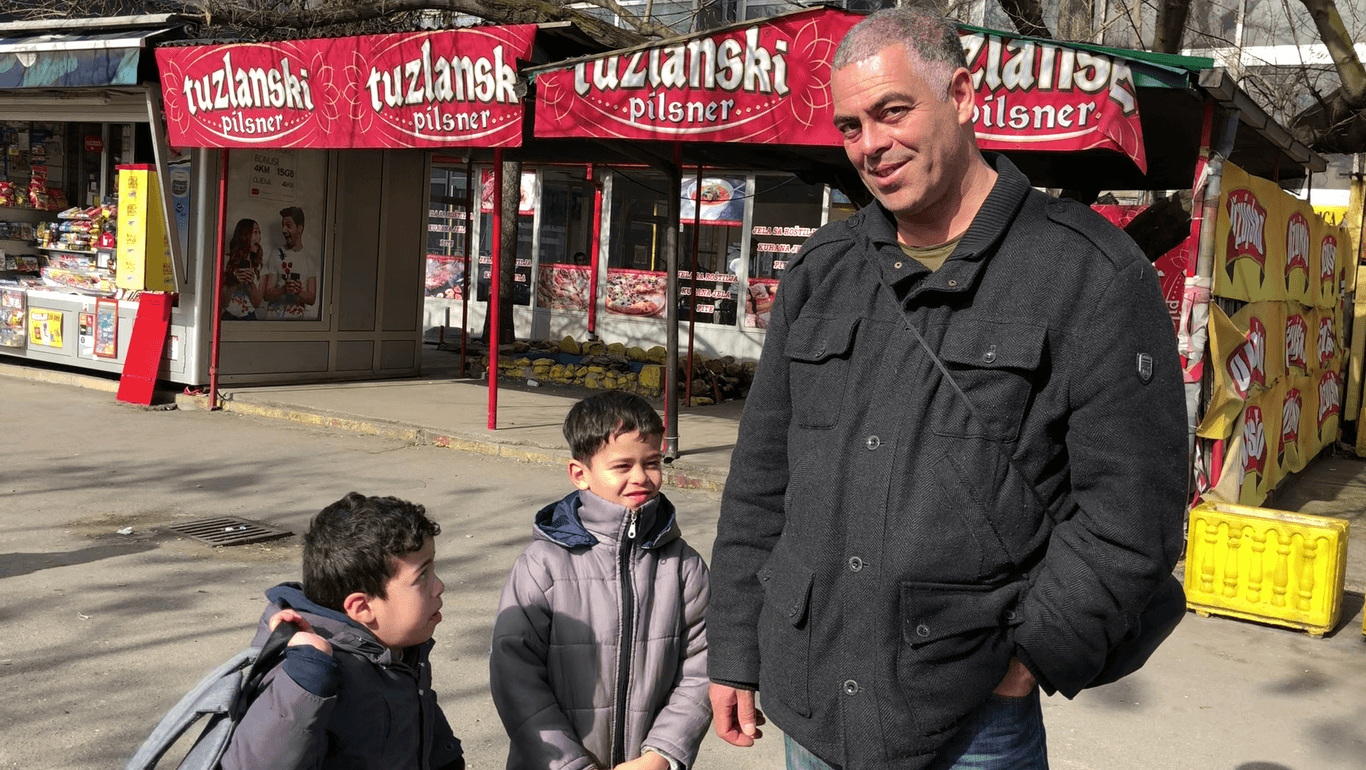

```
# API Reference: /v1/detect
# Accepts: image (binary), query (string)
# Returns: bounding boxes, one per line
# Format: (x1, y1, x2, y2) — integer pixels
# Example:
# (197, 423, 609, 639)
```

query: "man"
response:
(264, 206, 320, 320)
(706, 8, 1186, 770)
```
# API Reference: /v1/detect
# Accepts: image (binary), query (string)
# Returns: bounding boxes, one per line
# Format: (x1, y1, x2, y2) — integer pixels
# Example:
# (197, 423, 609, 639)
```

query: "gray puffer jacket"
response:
(490, 490, 711, 770)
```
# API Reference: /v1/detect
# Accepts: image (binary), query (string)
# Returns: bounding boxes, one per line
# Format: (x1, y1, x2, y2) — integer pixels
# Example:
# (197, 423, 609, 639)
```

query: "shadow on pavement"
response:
(0, 542, 158, 579)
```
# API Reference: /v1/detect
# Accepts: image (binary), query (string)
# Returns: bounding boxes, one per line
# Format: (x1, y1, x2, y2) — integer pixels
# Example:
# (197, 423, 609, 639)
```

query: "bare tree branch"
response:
(996, 0, 1053, 38)
(1297, 0, 1366, 108)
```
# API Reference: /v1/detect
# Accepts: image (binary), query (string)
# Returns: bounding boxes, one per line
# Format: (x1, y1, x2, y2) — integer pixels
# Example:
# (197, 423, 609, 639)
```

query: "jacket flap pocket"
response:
(901, 581, 1024, 646)
(759, 556, 815, 627)
(785, 315, 860, 363)
(938, 320, 1044, 370)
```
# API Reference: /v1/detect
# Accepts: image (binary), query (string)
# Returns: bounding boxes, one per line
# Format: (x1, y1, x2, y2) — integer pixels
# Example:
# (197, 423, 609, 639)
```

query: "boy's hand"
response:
(269, 609, 332, 657)
(612, 751, 670, 770)
(709, 683, 765, 747)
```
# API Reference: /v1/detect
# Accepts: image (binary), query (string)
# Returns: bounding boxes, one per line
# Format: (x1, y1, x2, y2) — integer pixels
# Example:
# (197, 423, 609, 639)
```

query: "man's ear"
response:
(567, 459, 592, 491)
(343, 592, 377, 627)
(949, 67, 976, 127)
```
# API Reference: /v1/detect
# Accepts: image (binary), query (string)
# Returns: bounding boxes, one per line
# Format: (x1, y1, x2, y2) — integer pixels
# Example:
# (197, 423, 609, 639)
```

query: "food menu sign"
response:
(961, 30, 1148, 173)
(157, 26, 537, 149)
(534, 8, 862, 145)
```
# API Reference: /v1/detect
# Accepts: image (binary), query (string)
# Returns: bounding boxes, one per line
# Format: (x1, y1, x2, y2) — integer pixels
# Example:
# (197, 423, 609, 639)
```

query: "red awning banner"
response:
(961, 30, 1147, 173)
(156, 26, 537, 149)
(533, 8, 862, 145)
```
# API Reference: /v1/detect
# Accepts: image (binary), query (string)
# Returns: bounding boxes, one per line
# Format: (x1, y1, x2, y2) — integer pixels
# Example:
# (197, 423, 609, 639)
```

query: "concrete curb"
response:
(0, 360, 119, 393)
(175, 392, 730, 493)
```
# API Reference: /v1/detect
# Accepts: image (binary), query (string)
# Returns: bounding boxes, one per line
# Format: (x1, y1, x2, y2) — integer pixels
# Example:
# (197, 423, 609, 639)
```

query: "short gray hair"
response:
(832, 7, 967, 101)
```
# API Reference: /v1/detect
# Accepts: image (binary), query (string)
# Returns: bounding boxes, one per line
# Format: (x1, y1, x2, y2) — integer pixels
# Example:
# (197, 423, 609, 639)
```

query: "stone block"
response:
(560, 336, 581, 354)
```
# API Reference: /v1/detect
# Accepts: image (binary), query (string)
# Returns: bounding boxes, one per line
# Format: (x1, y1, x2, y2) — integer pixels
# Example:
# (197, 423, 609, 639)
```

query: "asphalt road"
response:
(1, 376, 1363, 770)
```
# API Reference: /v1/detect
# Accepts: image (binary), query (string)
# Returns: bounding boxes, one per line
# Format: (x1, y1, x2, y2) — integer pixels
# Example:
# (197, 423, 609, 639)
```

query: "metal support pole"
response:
(664, 144, 682, 459)
(685, 163, 702, 406)
(208, 149, 230, 411)
(588, 163, 602, 338)
(461, 157, 473, 376)
(489, 149, 503, 430)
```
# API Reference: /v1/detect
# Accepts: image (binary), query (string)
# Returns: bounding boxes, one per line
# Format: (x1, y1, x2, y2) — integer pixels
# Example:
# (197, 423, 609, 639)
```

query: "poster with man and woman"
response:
(220, 150, 327, 321)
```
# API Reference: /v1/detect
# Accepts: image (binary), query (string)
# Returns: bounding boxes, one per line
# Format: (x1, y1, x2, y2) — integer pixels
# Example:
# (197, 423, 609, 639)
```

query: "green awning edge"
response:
(957, 23, 1214, 89)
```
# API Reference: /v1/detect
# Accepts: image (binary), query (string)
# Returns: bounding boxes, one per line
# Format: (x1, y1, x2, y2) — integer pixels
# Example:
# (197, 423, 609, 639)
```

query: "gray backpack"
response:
(125, 622, 297, 769)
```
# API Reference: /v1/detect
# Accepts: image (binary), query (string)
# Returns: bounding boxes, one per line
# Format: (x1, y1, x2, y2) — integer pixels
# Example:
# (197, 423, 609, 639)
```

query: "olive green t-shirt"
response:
(899, 236, 963, 273)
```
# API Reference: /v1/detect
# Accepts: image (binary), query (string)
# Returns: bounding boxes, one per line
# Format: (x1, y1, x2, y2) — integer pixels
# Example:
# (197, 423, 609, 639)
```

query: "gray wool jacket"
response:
(222, 583, 463, 770)
(490, 489, 712, 770)
(707, 154, 1187, 770)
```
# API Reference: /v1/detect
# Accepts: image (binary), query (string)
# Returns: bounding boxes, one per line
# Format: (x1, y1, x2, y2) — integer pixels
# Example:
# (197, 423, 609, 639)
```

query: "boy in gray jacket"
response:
(221, 492, 464, 770)
(491, 392, 711, 770)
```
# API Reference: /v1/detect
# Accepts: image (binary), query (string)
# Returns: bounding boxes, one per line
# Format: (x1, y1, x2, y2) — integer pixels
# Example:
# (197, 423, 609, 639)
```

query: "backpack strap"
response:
(242, 620, 301, 696)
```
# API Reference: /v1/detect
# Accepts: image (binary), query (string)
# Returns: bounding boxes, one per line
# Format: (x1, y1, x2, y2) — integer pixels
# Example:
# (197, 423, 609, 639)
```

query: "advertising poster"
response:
(1212, 162, 1288, 303)
(29, 308, 62, 348)
(425, 255, 468, 299)
(477, 168, 535, 306)
(604, 269, 667, 318)
(681, 176, 745, 226)
(537, 264, 591, 311)
(157, 26, 538, 149)
(1277, 376, 1311, 476)
(78, 311, 95, 357)
(95, 298, 118, 358)
(224, 149, 328, 320)
(1198, 303, 1273, 440)
(1284, 201, 1314, 305)
(0, 288, 25, 348)
(1210, 385, 1282, 506)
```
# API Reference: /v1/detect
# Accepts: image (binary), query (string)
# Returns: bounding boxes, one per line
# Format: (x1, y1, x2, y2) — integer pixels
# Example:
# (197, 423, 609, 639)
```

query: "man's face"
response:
(832, 44, 975, 226)
(281, 216, 302, 250)
(364, 536, 444, 652)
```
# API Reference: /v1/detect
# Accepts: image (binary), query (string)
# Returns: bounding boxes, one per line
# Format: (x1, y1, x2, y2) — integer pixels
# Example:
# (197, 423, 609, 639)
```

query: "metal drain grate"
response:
(165, 517, 292, 546)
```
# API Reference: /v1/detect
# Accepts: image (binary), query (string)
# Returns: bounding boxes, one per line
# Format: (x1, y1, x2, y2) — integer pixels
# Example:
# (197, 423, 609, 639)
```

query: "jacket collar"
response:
(534, 489, 679, 550)
(266, 582, 423, 666)
(852, 153, 1032, 301)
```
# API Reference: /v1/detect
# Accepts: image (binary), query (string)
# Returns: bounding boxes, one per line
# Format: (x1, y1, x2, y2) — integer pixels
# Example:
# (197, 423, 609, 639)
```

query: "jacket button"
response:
(916, 623, 931, 638)
(865, 435, 880, 450)
(947, 279, 958, 287)
(848, 556, 863, 572)
(843, 679, 859, 695)
(982, 346, 997, 364)
(1005, 609, 1018, 622)
(815, 344, 827, 357)
(787, 605, 798, 618)
(894, 261, 903, 269)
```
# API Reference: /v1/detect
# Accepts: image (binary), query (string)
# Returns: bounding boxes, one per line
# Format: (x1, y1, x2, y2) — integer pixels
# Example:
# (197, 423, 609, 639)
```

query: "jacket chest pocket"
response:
(929, 321, 1045, 442)
(785, 315, 860, 430)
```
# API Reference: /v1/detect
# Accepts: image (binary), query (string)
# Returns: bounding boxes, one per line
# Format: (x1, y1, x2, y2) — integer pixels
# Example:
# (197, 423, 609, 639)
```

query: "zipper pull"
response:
(626, 510, 638, 541)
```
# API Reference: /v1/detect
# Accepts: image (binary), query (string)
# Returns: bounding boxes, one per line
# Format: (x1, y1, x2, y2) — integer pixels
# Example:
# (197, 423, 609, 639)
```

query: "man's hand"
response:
(992, 656, 1036, 697)
(612, 751, 669, 770)
(269, 609, 332, 657)
(709, 683, 765, 747)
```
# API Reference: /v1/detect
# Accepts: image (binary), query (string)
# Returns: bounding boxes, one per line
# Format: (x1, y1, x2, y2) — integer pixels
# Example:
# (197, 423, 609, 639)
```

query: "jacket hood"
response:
(533, 489, 679, 550)
(264, 582, 398, 662)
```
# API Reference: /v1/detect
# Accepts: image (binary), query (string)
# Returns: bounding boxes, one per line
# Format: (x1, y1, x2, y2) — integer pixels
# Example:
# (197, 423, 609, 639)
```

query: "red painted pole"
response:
(461, 158, 473, 376)
(208, 148, 229, 411)
(588, 163, 602, 338)
(685, 163, 701, 405)
(488, 149, 503, 430)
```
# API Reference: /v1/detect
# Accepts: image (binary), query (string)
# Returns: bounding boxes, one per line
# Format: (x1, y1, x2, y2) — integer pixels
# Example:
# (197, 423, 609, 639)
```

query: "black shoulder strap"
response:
(243, 620, 300, 693)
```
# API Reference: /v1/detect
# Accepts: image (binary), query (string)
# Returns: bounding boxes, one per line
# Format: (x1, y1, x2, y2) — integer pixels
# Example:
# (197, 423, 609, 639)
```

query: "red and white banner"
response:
(157, 26, 537, 149)
(534, 8, 861, 145)
(961, 31, 1147, 173)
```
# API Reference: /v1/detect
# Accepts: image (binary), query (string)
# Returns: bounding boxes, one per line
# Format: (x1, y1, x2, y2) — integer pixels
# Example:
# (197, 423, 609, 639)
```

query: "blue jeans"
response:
(784, 689, 1049, 770)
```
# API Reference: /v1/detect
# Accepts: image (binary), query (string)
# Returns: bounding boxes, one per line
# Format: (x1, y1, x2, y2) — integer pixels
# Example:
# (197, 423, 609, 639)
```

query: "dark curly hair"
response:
(563, 391, 664, 463)
(302, 493, 441, 612)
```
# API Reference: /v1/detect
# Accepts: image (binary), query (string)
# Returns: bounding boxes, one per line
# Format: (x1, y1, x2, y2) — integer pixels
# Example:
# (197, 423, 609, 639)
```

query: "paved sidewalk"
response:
(176, 345, 744, 492)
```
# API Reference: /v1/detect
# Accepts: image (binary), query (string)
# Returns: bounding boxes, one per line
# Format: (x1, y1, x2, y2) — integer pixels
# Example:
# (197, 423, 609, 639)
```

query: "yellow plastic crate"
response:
(1185, 501, 1350, 637)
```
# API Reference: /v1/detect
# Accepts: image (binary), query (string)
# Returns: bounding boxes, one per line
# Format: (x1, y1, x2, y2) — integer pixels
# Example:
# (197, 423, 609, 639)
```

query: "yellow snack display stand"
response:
(1185, 501, 1349, 637)
(115, 164, 176, 292)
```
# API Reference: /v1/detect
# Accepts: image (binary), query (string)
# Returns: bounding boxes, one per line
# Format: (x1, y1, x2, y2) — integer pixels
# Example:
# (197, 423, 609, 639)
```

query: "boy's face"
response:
(363, 536, 444, 652)
(568, 429, 664, 511)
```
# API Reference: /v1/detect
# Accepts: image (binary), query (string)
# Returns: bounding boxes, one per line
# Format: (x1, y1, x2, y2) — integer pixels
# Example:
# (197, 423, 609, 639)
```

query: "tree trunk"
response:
(997, 0, 1053, 38)
(1298, 0, 1366, 108)
(1152, 0, 1193, 54)
(1057, 0, 1093, 41)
